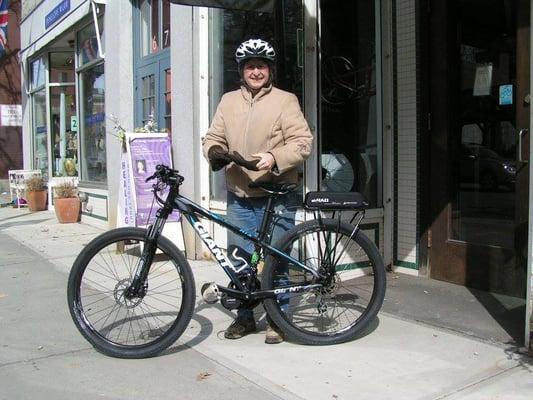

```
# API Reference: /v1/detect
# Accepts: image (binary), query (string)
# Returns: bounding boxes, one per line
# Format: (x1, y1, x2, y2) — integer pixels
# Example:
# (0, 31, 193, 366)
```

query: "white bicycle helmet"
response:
(235, 39, 276, 65)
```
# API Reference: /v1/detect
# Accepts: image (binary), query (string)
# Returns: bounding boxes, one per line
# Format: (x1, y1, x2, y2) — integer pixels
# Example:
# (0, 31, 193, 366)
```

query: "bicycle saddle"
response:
(248, 182, 298, 194)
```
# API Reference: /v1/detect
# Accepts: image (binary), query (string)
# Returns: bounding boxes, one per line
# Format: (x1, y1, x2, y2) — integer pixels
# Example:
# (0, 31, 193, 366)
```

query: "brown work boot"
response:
(265, 324, 284, 344)
(224, 315, 256, 339)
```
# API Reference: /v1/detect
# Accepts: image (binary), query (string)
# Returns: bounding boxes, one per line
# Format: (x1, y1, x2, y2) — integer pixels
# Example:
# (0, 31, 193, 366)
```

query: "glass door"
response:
(428, 0, 528, 343)
(49, 52, 77, 177)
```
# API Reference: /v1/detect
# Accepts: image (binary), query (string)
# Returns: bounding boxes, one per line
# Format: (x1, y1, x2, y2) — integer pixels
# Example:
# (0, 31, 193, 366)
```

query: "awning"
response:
(168, 0, 275, 13)
(20, 0, 92, 63)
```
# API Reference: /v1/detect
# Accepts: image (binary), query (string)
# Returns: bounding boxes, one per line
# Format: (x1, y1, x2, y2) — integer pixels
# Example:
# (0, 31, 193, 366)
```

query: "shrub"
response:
(54, 182, 78, 198)
(25, 176, 47, 192)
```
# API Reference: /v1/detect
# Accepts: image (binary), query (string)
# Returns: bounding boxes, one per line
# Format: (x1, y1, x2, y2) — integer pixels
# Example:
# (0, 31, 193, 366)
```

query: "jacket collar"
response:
(240, 84, 273, 103)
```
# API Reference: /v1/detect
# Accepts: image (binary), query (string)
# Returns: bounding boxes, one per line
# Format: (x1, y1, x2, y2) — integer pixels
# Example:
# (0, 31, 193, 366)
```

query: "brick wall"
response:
(0, 0, 22, 183)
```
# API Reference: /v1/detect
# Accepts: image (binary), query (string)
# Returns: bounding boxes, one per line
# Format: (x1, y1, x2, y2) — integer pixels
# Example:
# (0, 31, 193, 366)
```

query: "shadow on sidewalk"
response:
(382, 272, 526, 347)
(0, 217, 50, 230)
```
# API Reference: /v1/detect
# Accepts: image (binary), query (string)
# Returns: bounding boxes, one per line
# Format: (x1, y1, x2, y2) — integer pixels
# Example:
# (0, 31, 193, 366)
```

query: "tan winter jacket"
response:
(202, 85, 313, 197)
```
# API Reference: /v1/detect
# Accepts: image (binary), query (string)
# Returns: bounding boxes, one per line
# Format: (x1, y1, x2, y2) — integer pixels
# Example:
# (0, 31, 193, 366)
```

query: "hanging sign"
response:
(499, 84, 513, 106)
(0, 104, 22, 126)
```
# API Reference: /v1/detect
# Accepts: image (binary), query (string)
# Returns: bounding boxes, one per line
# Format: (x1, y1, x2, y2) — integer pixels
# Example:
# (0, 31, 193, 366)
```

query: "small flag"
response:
(0, 0, 9, 58)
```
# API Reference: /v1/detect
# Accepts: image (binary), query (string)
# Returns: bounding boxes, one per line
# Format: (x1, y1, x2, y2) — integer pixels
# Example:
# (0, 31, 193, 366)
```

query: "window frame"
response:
(133, 0, 171, 131)
(76, 17, 106, 186)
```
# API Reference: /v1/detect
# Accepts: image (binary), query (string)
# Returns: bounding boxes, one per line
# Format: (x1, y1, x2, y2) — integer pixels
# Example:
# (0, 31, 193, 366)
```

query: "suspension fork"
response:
(127, 197, 174, 297)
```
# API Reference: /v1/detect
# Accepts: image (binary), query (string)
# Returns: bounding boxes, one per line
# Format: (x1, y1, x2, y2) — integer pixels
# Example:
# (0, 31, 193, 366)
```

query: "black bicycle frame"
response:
(134, 180, 323, 301)
(172, 195, 321, 290)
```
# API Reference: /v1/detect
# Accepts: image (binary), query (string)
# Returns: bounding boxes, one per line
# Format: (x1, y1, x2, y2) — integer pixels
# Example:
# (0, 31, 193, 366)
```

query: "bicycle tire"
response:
(262, 219, 386, 345)
(67, 227, 196, 358)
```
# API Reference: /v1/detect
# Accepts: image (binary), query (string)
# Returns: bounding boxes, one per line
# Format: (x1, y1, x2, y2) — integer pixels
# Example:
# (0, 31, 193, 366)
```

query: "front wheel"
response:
(262, 219, 386, 345)
(67, 227, 196, 358)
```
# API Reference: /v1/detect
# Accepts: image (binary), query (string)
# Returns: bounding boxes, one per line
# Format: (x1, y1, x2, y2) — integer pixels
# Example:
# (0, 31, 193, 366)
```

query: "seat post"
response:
(257, 194, 276, 243)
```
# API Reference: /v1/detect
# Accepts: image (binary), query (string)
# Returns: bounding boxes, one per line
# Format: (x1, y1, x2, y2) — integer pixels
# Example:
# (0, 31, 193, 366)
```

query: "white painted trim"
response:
(392, 266, 419, 277)
(381, 0, 395, 268)
(197, 7, 210, 211)
(303, 0, 319, 194)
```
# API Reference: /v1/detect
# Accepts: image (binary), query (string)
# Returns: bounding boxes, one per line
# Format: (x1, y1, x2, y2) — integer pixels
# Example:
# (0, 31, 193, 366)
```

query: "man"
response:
(202, 38, 313, 344)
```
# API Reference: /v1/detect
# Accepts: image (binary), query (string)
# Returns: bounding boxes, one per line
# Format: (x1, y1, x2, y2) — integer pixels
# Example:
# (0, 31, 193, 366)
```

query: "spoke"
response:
(86, 266, 120, 282)
(96, 249, 123, 281)
(333, 231, 362, 268)
(83, 294, 115, 308)
(81, 289, 114, 298)
(84, 302, 118, 319)
(149, 258, 173, 275)
(115, 307, 128, 343)
(96, 301, 122, 335)
(149, 277, 181, 292)
(118, 245, 136, 280)
(149, 267, 178, 282)
(82, 276, 116, 293)
(145, 293, 180, 309)
(138, 302, 172, 332)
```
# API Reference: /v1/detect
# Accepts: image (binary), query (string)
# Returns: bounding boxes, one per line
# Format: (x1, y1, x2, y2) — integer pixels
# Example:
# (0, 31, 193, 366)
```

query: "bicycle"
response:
(67, 164, 386, 358)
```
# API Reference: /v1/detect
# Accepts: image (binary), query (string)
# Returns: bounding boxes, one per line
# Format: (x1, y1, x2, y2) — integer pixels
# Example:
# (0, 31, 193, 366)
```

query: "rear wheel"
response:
(67, 227, 195, 358)
(262, 219, 386, 345)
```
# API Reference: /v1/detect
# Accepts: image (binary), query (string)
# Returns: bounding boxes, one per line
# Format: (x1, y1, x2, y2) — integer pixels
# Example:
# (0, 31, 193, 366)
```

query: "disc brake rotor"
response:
(114, 278, 143, 308)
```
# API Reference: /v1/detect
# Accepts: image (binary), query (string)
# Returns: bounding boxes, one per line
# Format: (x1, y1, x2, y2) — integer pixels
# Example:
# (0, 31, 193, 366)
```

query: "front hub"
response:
(115, 279, 144, 308)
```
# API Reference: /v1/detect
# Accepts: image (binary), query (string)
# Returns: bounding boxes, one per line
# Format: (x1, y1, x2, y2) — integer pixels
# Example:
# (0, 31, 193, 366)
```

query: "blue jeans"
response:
(226, 191, 298, 319)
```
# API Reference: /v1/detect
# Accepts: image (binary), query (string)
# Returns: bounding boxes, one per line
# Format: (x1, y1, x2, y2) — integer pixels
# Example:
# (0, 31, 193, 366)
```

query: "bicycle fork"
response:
(125, 216, 166, 299)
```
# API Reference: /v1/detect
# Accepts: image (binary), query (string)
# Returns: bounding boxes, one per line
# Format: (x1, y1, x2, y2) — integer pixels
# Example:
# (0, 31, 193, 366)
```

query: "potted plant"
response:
(25, 176, 47, 211)
(53, 182, 80, 223)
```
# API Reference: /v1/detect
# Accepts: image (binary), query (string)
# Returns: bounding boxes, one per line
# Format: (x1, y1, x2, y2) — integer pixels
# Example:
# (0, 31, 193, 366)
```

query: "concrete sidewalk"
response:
(1, 207, 532, 399)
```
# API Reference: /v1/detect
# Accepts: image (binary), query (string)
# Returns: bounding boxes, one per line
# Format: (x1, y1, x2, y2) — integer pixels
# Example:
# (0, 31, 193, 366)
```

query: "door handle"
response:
(519, 128, 528, 164)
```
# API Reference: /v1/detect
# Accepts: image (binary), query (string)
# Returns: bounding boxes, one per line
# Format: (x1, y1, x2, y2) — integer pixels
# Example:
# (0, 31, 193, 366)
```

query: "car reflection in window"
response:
(460, 144, 516, 192)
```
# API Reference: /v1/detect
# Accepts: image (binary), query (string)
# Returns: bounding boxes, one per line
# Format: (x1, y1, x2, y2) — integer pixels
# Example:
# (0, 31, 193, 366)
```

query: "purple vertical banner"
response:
(128, 134, 180, 225)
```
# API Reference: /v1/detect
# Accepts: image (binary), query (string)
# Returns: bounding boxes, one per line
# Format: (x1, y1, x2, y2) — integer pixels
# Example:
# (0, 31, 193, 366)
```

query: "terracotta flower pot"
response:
(26, 190, 48, 211)
(54, 197, 81, 223)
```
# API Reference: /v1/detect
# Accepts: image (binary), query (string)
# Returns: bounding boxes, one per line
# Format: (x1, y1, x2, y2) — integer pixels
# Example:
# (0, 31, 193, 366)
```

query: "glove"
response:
(229, 151, 260, 171)
(207, 145, 232, 171)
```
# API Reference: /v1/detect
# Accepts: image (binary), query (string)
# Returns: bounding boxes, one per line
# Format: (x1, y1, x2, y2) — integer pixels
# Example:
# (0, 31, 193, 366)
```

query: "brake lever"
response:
(145, 173, 157, 183)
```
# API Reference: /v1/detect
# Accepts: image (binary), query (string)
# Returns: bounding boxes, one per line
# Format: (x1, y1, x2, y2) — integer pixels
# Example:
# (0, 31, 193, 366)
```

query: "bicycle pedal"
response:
(201, 282, 220, 304)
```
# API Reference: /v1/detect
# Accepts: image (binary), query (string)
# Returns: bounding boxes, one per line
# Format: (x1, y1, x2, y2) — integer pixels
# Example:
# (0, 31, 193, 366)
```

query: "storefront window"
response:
(30, 56, 48, 177)
(31, 57, 46, 89)
(140, 0, 171, 57)
(78, 17, 104, 66)
(319, 0, 380, 208)
(32, 89, 48, 178)
(164, 68, 171, 133)
(208, 2, 303, 203)
(80, 63, 106, 183)
(141, 74, 156, 125)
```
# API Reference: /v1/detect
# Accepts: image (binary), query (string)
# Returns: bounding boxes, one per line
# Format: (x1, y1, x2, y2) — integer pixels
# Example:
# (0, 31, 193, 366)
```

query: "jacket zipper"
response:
(243, 98, 255, 158)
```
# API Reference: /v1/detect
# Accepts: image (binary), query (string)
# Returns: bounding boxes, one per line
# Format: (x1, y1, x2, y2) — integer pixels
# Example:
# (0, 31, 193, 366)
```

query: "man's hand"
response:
(230, 152, 259, 171)
(251, 152, 276, 171)
(207, 145, 232, 171)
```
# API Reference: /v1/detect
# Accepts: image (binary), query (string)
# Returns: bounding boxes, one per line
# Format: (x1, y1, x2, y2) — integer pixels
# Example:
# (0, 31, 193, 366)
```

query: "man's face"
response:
(243, 59, 270, 91)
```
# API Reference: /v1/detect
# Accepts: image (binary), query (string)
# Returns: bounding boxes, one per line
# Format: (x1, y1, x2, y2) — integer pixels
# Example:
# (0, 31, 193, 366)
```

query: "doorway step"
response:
(382, 273, 525, 347)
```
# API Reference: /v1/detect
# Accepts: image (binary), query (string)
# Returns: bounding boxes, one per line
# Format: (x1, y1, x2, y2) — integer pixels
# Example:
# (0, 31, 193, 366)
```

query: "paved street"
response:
(0, 207, 532, 400)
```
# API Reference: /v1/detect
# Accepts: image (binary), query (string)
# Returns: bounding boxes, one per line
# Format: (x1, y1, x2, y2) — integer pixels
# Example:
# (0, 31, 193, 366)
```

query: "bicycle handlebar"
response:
(145, 164, 184, 187)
